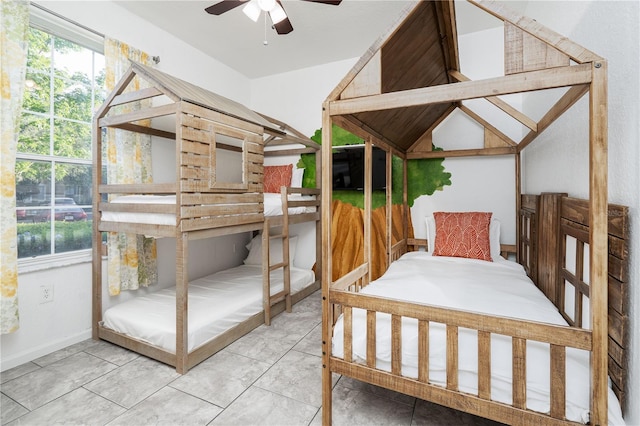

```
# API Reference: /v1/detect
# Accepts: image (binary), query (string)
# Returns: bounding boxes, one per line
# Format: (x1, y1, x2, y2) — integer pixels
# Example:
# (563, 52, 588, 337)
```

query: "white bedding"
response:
(331, 252, 625, 425)
(102, 264, 315, 353)
(101, 193, 314, 225)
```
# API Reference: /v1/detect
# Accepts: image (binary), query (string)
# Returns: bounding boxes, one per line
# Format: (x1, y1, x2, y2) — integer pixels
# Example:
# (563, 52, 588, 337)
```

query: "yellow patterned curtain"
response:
(0, 0, 29, 334)
(104, 38, 157, 295)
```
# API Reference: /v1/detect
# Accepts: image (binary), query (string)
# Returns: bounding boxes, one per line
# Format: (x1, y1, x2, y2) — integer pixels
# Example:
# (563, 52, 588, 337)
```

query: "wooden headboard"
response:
(519, 193, 630, 408)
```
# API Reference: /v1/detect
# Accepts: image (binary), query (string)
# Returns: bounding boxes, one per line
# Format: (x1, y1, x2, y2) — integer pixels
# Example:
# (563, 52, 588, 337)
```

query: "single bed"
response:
(103, 263, 315, 353)
(331, 250, 625, 425)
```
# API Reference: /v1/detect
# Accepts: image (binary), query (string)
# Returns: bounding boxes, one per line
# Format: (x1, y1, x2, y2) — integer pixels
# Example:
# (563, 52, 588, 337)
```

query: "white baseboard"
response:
(0, 329, 92, 372)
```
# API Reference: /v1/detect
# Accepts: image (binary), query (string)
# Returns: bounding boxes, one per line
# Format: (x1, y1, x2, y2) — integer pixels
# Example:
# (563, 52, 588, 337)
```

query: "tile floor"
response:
(1, 291, 502, 425)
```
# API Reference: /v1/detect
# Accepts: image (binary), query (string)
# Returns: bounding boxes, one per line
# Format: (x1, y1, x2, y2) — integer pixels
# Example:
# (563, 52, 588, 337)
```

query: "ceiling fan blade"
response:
(205, 0, 248, 15)
(272, 0, 293, 34)
(273, 16, 294, 34)
(302, 0, 342, 5)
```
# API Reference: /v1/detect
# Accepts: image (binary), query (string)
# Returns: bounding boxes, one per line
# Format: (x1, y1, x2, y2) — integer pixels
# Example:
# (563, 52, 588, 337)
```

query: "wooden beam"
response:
(110, 87, 164, 107)
(589, 60, 608, 426)
(469, 0, 603, 64)
(99, 103, 177, 128)
(330, 64, 592, 116)
(449, 70, 537, 131)
(458, 103, 517, 147)
(518, 84, 589, 151)
(407, 146, 515, 160)
(110, 122, 176, 140)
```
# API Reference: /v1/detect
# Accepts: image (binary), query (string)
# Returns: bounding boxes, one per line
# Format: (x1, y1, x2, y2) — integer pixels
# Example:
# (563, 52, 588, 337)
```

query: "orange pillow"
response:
(264, 164, 293, 193)
(432, 212, 493, 261)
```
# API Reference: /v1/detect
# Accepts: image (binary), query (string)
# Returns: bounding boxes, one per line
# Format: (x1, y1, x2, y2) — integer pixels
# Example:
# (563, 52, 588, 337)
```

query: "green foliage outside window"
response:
(16, 26, 105, 259)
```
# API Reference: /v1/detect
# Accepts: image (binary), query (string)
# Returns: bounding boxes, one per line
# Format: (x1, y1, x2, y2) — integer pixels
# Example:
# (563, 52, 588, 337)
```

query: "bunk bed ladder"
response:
(263, 187, 292, 325)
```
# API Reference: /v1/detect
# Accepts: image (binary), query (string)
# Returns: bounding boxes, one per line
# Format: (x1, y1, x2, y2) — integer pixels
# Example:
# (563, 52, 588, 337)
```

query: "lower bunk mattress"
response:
(331, 252, 625, 425)
(102, 264, 315, 353)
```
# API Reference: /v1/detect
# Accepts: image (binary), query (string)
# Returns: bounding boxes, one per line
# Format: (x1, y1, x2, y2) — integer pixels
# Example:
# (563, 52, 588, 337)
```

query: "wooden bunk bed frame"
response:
(92, 63, 321, 374)
(320, 1, 628, 425)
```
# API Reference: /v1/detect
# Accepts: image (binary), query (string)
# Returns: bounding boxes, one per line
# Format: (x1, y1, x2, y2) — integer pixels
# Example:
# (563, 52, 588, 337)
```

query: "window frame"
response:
(17, 5, 104, 272)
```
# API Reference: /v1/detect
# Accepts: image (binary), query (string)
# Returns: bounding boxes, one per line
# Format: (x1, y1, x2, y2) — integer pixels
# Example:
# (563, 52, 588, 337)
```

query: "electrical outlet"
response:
(40, 284, 54, 304)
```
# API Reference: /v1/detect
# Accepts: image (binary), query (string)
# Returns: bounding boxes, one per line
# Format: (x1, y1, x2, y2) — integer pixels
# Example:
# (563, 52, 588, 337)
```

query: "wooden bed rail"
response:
(330, 289, 592, 425)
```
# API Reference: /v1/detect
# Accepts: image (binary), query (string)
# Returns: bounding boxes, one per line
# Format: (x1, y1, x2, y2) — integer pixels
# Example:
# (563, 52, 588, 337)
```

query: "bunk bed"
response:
(321, 1, 629, 425)
(92, 62, 321, 374)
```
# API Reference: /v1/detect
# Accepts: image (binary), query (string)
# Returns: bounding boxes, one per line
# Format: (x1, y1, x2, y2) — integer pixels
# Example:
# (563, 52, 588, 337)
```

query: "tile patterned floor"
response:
(1, 291, 502, 425)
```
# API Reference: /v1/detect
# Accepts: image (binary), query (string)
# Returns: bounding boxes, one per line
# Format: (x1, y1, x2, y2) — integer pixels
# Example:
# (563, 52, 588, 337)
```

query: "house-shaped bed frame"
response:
(92, 62, 321, 373)
(321, 1, 628, 424)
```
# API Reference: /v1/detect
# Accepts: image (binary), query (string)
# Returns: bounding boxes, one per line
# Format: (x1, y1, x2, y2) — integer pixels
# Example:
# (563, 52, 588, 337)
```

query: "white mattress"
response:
(332, 252, 625, 425)
(102, 264, 315, 353)
(101, 193, 315, 225)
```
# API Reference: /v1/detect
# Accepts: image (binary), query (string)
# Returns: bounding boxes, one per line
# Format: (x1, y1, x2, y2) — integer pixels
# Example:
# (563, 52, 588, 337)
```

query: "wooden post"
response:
(176, 232, 189, 374)
(364, 140, 372, 283)
(386, 149, 392, 268)
(92, 116, 103, 340)
(321, 101, 333, 426)
(589, 60, 608, 426)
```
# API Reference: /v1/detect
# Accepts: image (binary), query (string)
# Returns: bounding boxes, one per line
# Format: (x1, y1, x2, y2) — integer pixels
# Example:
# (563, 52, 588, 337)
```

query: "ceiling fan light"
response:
(242, 0, 261, 22)
(257, 0, 276, 12)
(268, 3, 286, 25)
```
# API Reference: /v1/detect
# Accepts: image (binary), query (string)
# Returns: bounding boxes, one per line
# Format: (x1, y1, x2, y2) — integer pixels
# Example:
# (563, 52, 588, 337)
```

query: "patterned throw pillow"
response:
(264, 164, 293, 193)
(432, 212, 493, 261)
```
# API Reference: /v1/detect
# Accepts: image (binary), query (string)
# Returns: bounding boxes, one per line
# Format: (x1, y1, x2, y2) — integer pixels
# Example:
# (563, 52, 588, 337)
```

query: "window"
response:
(16, 13, 105, 260)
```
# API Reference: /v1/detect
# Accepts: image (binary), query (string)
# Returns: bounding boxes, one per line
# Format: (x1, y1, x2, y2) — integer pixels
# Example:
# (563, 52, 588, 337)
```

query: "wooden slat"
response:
(181, 192, 262, 205)
(478, 330, 491, 400)
(181, 203, 261, 219)
(391, 315, 402, 375)
(100, 183, 176, 194)
(550, 344, 567, 419)
(512, 337, 526, 409)
(180, 212, 264, 232)
(366, 310, 377, 368)
(181, 102, 263, 136)
(446, 325, 458, 391)
(344, 307, 353, 362)
(330, 64, 592, 116)
(418, 320, 429, 382)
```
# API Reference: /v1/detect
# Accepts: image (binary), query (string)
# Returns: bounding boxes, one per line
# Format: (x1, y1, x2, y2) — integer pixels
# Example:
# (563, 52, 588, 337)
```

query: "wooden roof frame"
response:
(321, 0, 609, 423)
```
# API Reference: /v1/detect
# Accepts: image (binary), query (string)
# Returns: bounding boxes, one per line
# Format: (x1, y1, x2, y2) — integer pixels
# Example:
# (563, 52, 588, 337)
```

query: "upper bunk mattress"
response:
(331, 252, 625, 425)
(102, 264, 315, 353)
(101, 194, 315, 225)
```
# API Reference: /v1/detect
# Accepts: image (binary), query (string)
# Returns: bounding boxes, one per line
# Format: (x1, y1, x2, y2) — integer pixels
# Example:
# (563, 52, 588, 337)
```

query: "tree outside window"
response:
(16, 26, 105, 258)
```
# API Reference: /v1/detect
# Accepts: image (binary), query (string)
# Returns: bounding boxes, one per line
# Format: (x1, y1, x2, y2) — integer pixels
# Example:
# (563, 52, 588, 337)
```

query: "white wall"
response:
(520, 2, 640, 423)
(1, 1, 252, 371)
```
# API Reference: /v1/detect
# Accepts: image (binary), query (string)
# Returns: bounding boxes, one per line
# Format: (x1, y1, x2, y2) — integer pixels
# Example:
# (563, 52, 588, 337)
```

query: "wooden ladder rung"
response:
(269, 234, 285, 240)
(270, 291, 288, 305)
(270, 262, 286, 271)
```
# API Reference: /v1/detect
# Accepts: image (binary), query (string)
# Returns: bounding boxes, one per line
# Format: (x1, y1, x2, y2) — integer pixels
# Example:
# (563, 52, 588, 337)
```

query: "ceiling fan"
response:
(205, 0, 342, 35)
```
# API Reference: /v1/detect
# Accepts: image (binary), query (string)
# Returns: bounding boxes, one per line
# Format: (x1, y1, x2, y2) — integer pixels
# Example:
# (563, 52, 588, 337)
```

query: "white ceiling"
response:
(115, 0, 529, 79)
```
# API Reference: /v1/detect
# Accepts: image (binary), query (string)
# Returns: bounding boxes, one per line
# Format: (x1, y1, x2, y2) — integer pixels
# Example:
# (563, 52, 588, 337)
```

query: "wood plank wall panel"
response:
(535, 193, 565, 306)
(504, 22, 570, 75)
(560, 196, 629, 407)
(346, 1, 454, 151)
(177, 102, 264, 232)
(521, 194, 630, 408)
